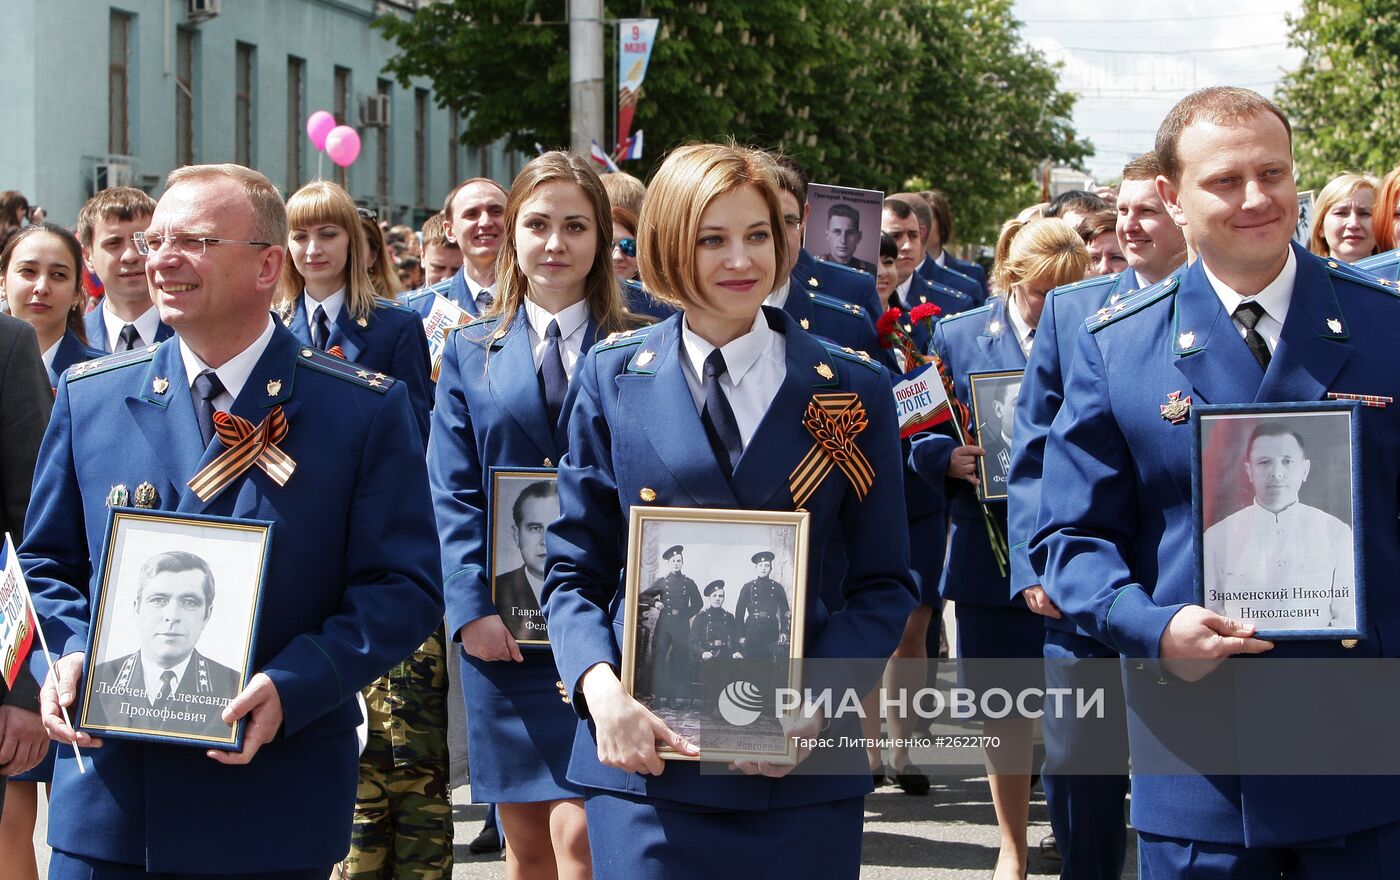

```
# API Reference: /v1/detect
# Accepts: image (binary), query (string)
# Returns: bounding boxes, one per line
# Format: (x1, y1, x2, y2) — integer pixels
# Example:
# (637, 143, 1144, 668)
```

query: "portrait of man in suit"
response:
(493, 479, 558, 642)
(972, 372, 1023, 499)
(85, 549, 241, 740)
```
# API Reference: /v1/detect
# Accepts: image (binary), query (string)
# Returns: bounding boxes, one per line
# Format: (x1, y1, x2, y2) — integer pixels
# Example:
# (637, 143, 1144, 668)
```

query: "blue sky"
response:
(1013, 0, 1305, 181)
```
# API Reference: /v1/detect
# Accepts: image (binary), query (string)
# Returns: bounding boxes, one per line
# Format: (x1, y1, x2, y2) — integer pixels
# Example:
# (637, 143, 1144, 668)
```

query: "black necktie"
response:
(1234, 301, 1271, 371)
(539, 319, 567, 426)
(311, 305, 330, 351)
(701, 349, 743, 478)
(193, 369, 226, 448)
(117, 324, 140, 352)
(156, 670, 176, 701)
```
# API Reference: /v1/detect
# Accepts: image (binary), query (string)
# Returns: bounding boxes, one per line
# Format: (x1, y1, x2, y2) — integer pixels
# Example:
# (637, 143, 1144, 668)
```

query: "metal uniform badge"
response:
(134, 481, 160, 509)
(1327, 318, 1343, 334)
(987, 320, 1001, 335)
(356, 316, 369, 327)
(635, 350, 655, 368)
(807, 276, 820, 288)
(639, 487, 657, 502)
(1178, 331, 1196, 349)
(1160, 390, 1192, 424)
(799, 318, 810, 330)
(815, 363, 834, 380)
(266, 379, 283, 396)
(152, 377, 170, 395)
(107, 484, 129, 508)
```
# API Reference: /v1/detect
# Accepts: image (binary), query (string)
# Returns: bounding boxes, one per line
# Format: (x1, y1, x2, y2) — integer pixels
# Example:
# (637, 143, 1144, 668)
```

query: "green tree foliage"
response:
(375, 0, 1088, 244)
(1277, 1, 1400, 189)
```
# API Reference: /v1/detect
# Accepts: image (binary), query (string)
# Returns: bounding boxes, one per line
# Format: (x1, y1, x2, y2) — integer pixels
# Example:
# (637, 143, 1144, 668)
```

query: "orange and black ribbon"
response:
(790, 392, 874, 508)
(187, 406, 297, 501)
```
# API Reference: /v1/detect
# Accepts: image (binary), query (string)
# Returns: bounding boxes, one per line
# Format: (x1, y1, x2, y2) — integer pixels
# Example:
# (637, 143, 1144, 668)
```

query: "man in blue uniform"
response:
(923, 190, 990, 301)
(1033, 87, 1400, 877)
(880, 197, 976, 353)
(1007, 150, 1186, 880)
(886, 192, 983, 305)
(404, 177, 507, 322)
(76, 187, 174, 353)
(26, 163, 443, 879)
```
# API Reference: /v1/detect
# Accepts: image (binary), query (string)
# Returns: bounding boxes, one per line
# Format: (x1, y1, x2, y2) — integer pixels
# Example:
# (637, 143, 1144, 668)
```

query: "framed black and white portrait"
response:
(489, 468, 559, 646)
(622, 506, 810, 763)
(969, 369, 1024, 502)
(81, 509, 272, 749)
(1192, 402, 1364, 640)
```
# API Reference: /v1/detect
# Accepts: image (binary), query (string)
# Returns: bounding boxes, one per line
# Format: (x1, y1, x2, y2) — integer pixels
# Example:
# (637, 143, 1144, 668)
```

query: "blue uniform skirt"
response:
(584, 791, 864, 880)
(460, 649, 581, 803)
(954, 601, 1046, 701)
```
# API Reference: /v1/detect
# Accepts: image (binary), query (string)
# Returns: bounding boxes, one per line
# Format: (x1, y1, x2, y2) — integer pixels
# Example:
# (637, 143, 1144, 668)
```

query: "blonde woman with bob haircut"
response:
(428, 151, 637, 880)
(910, 216, 1089, 880)
(1308, 172, 1378, 263)
(538, 143, 916, 879)
(276, 180, 431, 444)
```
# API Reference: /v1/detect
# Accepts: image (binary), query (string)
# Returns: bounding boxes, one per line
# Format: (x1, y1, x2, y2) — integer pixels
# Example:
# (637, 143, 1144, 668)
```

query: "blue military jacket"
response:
(909, 297, 1024, 605)
(429, 305, 601, 638)
(1354, 246, 1400, 283)
(281, 293, 432, 447)
(22, 324, 443, 872)
(944, 250, 990, 303)
(47, 330, 105, 390)
(1007, 269, 1150, 622)
(917, 252, 983, 305)
(83, 303, 174, 353)
(895, 273, 977, 355)
(543, 307, 916, 811)
(1032, 243, 1400, 847)
(619, 277, 678, 322)
(796, 249, 883, 329)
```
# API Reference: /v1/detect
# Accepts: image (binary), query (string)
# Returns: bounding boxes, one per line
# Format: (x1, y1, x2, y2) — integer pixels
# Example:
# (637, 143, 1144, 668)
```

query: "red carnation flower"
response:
(910, 302, 942, 323)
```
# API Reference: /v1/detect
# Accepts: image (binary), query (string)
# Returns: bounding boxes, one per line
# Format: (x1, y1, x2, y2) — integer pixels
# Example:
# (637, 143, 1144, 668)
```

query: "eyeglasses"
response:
(616, 237, 637, 257)
(133, 231, 273, 257)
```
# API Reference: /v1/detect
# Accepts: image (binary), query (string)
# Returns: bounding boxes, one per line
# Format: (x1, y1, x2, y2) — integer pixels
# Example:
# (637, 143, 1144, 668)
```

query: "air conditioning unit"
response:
(188, 0, 220, 21)
(360, 94, 391, 128)
(92, 159, 136, 195)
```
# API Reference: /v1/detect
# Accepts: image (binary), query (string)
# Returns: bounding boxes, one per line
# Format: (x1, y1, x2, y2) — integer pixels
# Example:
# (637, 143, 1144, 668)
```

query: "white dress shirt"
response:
(764, 280, 792, 310)
(1203, 248, 1295, 355)
(893, 274, 915, 308)
(102, 300, 162, 349)
(523, 297, 590, 380)
(1005, 294, 1036, 359)
(304, 287, 346, 333)
(680, 311, 787, 448)
(140, 652, 192, 704)
(464, 275, 498, 310)
(40, 338, 59, 375)
(179, 316, 277, 413)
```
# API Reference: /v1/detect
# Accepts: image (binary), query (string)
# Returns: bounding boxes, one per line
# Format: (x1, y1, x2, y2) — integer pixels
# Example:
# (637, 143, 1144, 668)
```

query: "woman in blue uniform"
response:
(911, 216, 1089, 880)
(276, 180, 431, 445)
(541, 144, 916, 880)
(429, 151, 635, 879)
(0, 224, 102, 390)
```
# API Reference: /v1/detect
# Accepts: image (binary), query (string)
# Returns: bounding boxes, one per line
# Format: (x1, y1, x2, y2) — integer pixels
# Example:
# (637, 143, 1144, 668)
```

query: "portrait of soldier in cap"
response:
(690, 581, 742, 664)
(645, 545, 702, 708)
(735, 551, 791, 659)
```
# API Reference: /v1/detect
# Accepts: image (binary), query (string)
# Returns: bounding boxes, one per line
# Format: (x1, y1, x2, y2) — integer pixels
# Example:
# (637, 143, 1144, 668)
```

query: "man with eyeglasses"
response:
(22, 163, 442, 879)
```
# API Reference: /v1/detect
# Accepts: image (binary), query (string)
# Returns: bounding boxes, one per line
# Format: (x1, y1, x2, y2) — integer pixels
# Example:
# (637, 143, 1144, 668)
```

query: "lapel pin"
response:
(267, 379, 283, 396)
(807, 276, 820, 288)
(1109, 293, 1121, 305)
(1178, 331, 1196, 349)
(134, 481, 160, 509)
(799, 318, 810, 330)
(1342, 639, 1358, 649)
(356, 316, 369, 327)
(635, 350, 655, 368)
(640, 487, 657, 502)
(919, 295, 928, 304)
(543, 458, 553, 468)
(815, 363, 834, 380)
(107, 484, 129, 508)
(152, 377, 170, 395)
(282, 313, 294, 327)
(1160, 390, 1192, 425)
(988, 320, 1001, 335)
(1326, 318, 1342, 334)
(300, 348, 314, 358)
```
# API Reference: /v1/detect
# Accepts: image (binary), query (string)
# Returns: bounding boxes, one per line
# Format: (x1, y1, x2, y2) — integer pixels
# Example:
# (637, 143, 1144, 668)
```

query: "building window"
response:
(176, 29, 196, 167)
(286, 56, 304, 193)
(447, 108, 460, 190)
(109, 12, 131, 155)
(414, 89, 428, 208)
(334, 66, 351, 187)
(377, 79, 392, 201)
(235, 43, 255, 167)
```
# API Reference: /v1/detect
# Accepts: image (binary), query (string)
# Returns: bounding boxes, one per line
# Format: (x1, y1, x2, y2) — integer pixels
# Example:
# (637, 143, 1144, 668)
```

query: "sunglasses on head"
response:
(616, 237, 637, 257)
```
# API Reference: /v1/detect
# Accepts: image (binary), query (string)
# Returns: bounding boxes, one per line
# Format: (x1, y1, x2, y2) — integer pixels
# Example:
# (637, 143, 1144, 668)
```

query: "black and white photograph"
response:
(1294, 189, 1315, 246)
(805, 182, 885, 275)
(969, 369, 1024, 502)
(622, 507, 809, 763)
(81, 510, 272, 748)
(490, 469, 559, 645)
(1194, 403, 1363, 639)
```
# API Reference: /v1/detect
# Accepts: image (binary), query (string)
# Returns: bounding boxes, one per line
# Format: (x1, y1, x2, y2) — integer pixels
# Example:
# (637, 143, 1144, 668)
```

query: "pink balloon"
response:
(306, 111, 336, 150)
(325, 126, 362, 168)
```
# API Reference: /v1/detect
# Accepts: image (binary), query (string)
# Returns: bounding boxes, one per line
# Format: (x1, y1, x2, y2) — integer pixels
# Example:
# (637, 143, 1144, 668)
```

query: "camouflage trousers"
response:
(339, 630, 453, 880)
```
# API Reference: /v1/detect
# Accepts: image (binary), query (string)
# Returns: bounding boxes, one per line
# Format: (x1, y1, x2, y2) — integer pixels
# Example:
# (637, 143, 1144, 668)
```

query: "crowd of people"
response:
(0, 83, 1398, 880)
